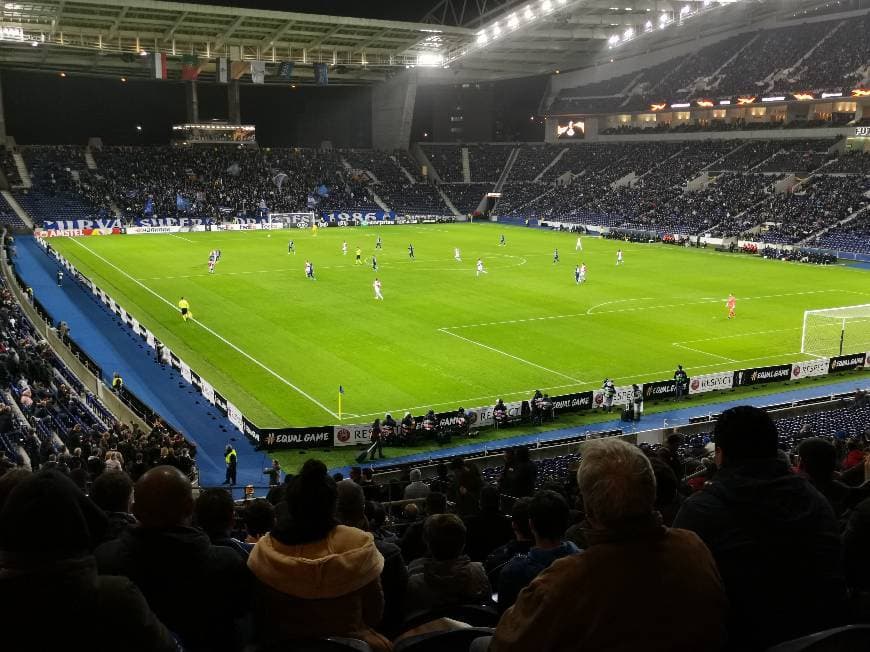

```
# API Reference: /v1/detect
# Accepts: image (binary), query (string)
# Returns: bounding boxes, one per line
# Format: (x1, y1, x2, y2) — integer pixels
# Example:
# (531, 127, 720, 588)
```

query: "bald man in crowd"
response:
(94, 466, 251, 652)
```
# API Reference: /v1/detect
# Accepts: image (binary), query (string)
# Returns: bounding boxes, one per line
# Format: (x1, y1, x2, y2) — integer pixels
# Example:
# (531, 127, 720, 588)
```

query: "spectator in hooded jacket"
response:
(674, 406, 847, 650)
(246, 460, 391, 652)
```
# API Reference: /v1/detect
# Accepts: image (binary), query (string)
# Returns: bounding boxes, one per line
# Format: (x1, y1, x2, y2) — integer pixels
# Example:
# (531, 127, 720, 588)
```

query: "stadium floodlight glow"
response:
(644, 20, 653, 31)
(680, 5, 691, 14)
(491, 22, 502, 38)
(524, 5, 535, 20)
(761, 96, 785, 102)
(476, 31, 488, 45)
(624, 27, 634, 39)
(608, 34, 620, 45)
(507, 13, 519, 29)
(417, 52, 443, 66)
(541, 0, 552, 11)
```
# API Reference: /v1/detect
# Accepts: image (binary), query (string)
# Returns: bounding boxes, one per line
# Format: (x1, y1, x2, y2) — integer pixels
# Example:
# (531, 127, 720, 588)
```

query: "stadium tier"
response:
(3, 0, 870, 650)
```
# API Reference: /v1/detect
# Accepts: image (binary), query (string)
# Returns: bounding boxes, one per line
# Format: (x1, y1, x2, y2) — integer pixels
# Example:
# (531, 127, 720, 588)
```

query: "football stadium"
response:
(2, 0, 870, 649)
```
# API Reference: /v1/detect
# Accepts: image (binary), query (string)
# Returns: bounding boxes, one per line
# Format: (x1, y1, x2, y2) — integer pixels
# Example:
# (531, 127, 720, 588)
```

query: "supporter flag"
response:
(273, 172, 288, 191)
(307, 193, 318, 209)
(181, 55, 200, 81)
(151, 52, 167, 80)
(313, 63, 328, 86)
(251, 61, 266, 84)
(226, 162, 241, 177)
(218, 57, 229, 84)
(144, 196, 154, 216)
(231, 60, 250, 80)
(277, 61, 294, 81)
(176, 193, 190, 211)
(316, 184, 330, 198)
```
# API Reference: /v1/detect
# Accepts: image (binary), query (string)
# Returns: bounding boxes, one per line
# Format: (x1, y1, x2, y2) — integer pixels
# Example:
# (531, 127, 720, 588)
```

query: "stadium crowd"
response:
(5, 398, 870, 651)
(549, 15, 866, 115)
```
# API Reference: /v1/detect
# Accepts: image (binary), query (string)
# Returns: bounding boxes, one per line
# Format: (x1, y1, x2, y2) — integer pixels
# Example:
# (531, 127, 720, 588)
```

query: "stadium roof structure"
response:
(0, 0, 752, 83)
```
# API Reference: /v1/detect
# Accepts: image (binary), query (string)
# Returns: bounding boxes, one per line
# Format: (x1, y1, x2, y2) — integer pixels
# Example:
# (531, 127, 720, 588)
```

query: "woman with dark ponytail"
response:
(247, 459, 391, 651)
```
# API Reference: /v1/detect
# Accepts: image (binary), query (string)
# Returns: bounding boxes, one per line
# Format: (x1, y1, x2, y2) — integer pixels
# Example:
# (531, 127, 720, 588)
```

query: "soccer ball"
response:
(267, 234, 271, 238)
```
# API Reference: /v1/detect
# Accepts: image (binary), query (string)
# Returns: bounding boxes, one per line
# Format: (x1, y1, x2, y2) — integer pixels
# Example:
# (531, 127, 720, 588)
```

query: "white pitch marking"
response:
(671, 342, 738, 363)
(169, 234, 196, 244)
(439, 327, 586, 385)
(442, 289, 859, 331)
(65, 238, 339, 419)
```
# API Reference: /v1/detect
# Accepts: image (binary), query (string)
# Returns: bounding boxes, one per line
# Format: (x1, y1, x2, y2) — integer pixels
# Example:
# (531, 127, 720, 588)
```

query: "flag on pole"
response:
(181, 54, 200, 81)
(251, 61, 266, 84)
(152, 52, 167, 80)
(218, 57, 229, 84)
(277, 61, 294, 81)
(313, 63, 329, 86)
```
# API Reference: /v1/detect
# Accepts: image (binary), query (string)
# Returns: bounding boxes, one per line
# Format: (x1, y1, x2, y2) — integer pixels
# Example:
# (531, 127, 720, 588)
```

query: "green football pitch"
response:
(48, 224, 870, 430)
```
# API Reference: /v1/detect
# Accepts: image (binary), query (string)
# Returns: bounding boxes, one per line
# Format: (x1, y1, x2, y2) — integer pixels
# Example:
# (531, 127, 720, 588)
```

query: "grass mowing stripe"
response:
(65, 237, 339, 420)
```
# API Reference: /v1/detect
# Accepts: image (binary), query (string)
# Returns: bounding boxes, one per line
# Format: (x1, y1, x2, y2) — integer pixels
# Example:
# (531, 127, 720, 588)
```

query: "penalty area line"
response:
(65, 238, 339, 420)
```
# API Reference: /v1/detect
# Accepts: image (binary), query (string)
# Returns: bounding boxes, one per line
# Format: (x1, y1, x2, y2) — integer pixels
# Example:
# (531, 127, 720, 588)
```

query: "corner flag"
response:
(338, 385, 344, 419)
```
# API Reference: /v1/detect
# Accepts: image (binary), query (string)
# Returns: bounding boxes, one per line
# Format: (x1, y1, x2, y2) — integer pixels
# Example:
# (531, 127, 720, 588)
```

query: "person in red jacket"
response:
(843, 440, 865, 469)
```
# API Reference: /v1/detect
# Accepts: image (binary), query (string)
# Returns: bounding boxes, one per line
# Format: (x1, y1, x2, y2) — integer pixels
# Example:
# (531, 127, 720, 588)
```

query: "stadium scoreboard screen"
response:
(172, 123, 256, 145)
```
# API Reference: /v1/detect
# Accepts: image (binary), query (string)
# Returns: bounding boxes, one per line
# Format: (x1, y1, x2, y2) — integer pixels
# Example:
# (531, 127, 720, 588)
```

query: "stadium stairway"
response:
(13, 236, 262, 493)
(333, 375, 870, 477)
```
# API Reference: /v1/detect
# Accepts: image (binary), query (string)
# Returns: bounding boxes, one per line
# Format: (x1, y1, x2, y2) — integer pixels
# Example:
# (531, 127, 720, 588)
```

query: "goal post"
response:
(801, 304, 870, 358)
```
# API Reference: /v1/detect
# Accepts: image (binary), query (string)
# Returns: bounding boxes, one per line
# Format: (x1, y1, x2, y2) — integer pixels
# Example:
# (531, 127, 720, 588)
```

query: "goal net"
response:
(801, 304, 870, 358)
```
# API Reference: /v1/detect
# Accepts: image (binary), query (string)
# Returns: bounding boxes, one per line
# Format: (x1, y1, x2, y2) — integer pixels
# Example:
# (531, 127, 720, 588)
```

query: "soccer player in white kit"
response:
(373, 278, 384, 300)
(342, 241, 348, 256)
(579, 263, 587, 284)
(476, 258, 487, 276)
(616, 249, 624, 265)
(576, 236, 583, 251)
(454, 247, 462, 262)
